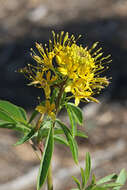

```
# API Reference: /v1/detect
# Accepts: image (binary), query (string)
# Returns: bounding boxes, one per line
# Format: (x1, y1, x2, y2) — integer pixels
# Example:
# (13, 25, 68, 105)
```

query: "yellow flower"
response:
(36, 100, 56, 120)
(53, 32, 110, 105)
(20, 31, 111, 106)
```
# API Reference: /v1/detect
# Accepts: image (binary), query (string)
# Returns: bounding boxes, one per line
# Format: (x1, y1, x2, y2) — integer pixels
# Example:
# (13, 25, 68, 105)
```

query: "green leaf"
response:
(56, 119, 78, 164)
(72, 176, 81, 190)
(102, 183, 121, 188)
(67, 103, 83, 125)
(0, 121, 30, 133)
(97, 173, 117, 185)
(37, 126, 54, 190)
(80, 167, 85, 188)
(54, 129, 64, 135)
(60, 91, 67, 109)
(0, 100, 27, 123)
(50, 88, 59, 104)
(37, 120, 59, 141)
(85, 152, 91, 186)
(76, 130, 88, 138)
(113, 169, 127, 190)
(18, 107, 27, 121)
(38, 128, 49, 139)
(54, 135, 69, 146)
(0, 110, 16, 123)
(67, 105, 77, 137)
(28, 110, 39, 124)
(91, 186, 107, 190)
(71, 189, 80, 190)
(14, 128, 36, 145)
(91, 174, 96, 185)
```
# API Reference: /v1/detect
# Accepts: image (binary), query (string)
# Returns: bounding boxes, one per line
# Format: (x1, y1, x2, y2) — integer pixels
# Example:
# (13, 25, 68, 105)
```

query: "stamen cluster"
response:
(20, 31, 111, 118)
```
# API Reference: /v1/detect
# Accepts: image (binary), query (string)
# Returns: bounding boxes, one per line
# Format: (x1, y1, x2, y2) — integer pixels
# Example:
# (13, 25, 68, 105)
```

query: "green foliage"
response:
(67, 104, 77, 137)
(56, 119, 78, 164)
(0, 100, 30, 133)
(0, 100, 27, 123)
(72, 152, 127, 190)
(84, 152, 91, 186)
(37, 125, 54, 190)
(66, 103, 83, 125)
(0, 96, 127, 190)
(66, 102, 83, 138)
(14, 128, 37, 145)
(113, 169, 127, 190)
(54, 135, 69, 146)
(28, 110, 39, 124)
(96, 173, 117, 185)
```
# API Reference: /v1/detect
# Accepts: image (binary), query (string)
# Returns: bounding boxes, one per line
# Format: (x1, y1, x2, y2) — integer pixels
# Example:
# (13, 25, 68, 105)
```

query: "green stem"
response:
(47, 163, 53, 190)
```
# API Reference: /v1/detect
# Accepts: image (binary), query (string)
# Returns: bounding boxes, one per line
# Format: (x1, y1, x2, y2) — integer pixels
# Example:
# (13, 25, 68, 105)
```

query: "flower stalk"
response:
(47, 164, 53, 190)
(2, 31, 126, 190)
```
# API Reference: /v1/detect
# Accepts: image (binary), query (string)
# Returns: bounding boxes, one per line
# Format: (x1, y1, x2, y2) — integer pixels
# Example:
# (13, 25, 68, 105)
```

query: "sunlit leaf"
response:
(67, 103, 83, 125)
(113, 169, 127, 190)
(0, 121, 30, 133)
(56, 119, 78, 164)
(76, 130, 88, 138)
(85, 152, 91, 186)
(0, 110, 16, 123)
(28, 110, 39, 124)
(37, 126, 54, 190)
(97, 173, 117, 185)
(72, 176, 81, 190)
(54, 135, 69, 146)
(80, 167, 85, 188)
(67, 105, 77, 137)
(0, 100, 27, 123)
(14, 128, 36, 145)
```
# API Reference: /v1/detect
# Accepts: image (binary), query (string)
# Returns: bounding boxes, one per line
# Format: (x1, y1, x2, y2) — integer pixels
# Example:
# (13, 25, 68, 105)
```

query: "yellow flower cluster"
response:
(20, 31, 111, 118)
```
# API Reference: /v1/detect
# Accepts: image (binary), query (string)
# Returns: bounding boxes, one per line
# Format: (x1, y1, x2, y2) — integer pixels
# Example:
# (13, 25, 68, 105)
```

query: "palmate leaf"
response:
(37, 125, 54, 190)
(0, 100, 27, 123)
(56, 119, 78, 164)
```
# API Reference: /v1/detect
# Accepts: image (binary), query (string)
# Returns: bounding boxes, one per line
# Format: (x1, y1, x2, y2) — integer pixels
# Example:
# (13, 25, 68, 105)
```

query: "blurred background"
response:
(0, 0, 127, 190)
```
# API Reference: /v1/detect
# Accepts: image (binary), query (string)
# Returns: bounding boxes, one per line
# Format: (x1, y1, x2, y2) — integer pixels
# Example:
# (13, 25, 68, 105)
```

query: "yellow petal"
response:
(49, 112, 56, 120)
(65, 85, 71, 92)
(36, 105, 46, 114)
(44, 85, 51, 99)
(56, 55, 62, 64)
(46, 71, 51, 81)
(75, 97, 80, 106)
(50, 103, 55, 111)
(58, 67, 67, 75)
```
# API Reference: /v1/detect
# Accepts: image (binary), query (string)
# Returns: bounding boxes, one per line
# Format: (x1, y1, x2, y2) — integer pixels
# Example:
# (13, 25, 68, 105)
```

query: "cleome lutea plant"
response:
(0, 31, 127, 190)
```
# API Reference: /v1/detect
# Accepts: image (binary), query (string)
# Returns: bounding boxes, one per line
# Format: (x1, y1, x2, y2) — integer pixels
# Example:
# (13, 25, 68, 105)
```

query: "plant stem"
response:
(47, 163, 53, 190)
